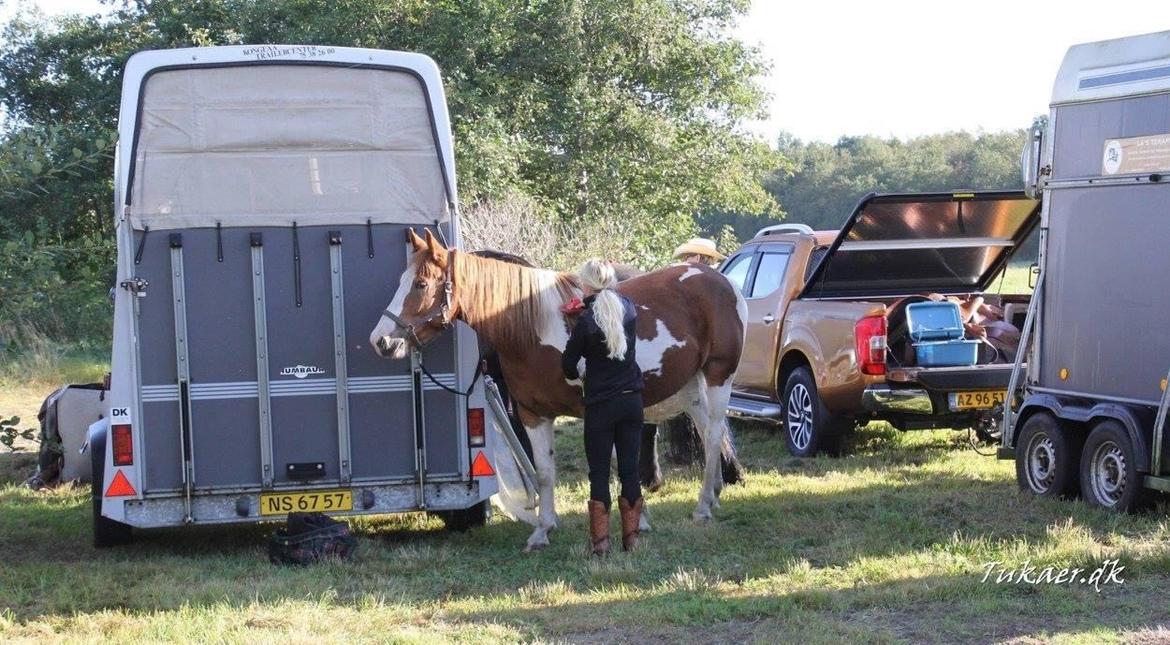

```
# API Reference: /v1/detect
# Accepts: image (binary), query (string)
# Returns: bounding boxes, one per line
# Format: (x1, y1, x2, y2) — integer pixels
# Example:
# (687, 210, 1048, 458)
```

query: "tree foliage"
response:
(0, 0, 778, 350)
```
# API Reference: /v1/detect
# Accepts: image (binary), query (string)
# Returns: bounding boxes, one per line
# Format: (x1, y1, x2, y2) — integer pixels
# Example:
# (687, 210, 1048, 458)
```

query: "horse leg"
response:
(704, 378, 736, 500)
(683, 374, 723, 522)
(522, 417, 558, 552)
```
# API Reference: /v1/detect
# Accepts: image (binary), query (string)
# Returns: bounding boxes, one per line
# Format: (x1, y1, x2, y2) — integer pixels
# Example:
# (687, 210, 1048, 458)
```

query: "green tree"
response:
(0, 0, 780, 349)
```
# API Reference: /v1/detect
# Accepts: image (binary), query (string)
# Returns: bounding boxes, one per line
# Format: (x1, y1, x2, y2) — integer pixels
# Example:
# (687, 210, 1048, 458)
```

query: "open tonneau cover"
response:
(801, 191, 1041, 299)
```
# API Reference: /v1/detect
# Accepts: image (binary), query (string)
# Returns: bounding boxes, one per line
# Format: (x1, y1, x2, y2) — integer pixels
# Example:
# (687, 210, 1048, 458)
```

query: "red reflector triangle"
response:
(470, 451, 495, 477)
(105, 470, 137, 497)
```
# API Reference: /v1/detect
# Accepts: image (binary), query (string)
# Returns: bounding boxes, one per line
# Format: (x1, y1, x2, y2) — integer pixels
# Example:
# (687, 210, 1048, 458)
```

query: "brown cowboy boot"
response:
(587, 499, 611, 556)
(618, 496, 644, 552)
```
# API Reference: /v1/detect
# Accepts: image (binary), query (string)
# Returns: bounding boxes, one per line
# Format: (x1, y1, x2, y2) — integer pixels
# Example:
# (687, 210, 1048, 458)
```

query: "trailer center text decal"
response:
(1102, 134, 1170, 175)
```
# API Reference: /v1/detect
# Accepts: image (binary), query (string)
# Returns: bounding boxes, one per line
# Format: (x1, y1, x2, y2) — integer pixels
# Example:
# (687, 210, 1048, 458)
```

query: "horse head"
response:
(369, 228, 459, 359)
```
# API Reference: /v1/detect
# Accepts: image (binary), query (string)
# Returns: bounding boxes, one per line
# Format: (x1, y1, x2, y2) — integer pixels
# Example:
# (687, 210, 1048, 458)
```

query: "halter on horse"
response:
(370, 228, 747, 551)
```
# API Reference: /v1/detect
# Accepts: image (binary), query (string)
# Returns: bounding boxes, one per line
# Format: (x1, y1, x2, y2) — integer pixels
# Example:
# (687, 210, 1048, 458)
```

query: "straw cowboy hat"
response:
(673, 238, 726, 262)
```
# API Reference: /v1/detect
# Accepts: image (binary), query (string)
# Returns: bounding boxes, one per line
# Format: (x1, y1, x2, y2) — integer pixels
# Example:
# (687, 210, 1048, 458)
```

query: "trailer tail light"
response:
(855, 315, 887, 376)
(468, 408, 485, 447)
(112, 424, 134, 466)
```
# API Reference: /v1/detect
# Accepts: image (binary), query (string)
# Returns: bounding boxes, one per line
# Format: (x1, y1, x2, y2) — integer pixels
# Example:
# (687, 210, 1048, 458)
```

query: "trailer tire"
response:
(781, 367, 847, 458)
(435, 500, 489, 532)
(1080, 420, 1153, 512)
(90, 428, 132, 548)
(1014, 412, 1079, 499)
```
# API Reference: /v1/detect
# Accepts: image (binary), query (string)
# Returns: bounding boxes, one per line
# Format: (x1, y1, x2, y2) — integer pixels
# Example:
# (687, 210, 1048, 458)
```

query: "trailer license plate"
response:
(950, 391, 1006, 410)
(260, 489, 352, 516)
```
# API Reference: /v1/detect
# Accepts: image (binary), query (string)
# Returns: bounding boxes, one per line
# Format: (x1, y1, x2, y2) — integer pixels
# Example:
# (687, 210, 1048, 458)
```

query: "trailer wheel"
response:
(90, 429, 132, 548)
(1014, 412, 1079, 498)
(1080, 420, 1152, 512)
(434, 500, 490, 532)
(781, 367, 847, 457)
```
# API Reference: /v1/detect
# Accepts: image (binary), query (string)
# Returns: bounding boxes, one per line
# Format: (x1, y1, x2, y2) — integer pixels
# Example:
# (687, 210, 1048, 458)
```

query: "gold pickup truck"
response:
(724, 191, 1039, 456)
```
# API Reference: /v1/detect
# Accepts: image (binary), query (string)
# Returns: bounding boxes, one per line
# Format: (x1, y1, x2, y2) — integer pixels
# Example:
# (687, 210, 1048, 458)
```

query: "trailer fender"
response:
(1084, 403, 1153, 474)
(1016, 395, 1151, 472)
(87, 418, 110, 497)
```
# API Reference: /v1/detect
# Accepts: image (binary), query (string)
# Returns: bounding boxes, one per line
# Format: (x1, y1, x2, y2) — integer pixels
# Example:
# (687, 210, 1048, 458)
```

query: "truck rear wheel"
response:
(434, 500, 490, 532)
(1080, 420, 1152, 512)
(1014, 412, 1079, 499)
(781, 367, 847, 457)
(90, 428, 133, 548)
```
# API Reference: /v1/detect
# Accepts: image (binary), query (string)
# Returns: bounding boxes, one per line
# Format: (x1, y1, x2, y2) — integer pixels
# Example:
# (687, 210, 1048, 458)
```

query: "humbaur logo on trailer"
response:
(280, 365, 326, 379)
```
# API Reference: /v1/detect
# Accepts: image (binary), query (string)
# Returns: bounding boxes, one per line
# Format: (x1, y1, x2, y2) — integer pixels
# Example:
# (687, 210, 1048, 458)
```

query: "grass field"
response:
(3, 365, 1169, 643)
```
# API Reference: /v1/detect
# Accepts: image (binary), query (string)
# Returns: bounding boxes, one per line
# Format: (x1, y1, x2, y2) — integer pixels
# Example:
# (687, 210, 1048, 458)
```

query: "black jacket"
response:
(561, 293, 644, 406)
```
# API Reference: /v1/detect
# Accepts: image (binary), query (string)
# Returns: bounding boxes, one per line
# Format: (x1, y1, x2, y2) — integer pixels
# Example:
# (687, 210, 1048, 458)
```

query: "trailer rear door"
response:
(126, 61, 466, 495)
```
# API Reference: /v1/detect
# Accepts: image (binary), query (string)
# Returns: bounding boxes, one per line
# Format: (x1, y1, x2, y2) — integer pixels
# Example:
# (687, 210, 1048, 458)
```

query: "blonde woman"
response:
(561, 259, 645, 555)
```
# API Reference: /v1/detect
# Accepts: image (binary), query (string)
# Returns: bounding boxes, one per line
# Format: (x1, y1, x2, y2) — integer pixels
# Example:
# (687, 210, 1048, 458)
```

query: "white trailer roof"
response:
(116, 46, 457, 230)
(1052, 30, 1170, 106)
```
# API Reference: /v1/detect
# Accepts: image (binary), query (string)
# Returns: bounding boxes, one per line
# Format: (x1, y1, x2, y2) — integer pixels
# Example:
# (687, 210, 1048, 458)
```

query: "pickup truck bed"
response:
(723, 191, 1040, 456)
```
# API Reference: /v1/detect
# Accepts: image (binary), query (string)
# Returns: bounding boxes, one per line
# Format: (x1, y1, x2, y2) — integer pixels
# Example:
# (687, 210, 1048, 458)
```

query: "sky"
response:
(736, 0, 1169, 143)
(3, 0, 1168, 144)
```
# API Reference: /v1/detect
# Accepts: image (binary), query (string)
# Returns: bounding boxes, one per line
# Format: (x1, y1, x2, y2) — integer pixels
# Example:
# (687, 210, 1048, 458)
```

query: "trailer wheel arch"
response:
(1085, 405, 1152, 474)
(1016, 395, 1150, 472)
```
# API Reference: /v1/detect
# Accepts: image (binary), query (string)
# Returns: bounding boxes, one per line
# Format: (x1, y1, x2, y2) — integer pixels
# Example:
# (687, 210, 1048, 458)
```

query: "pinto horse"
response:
(370, 229, 747, 551)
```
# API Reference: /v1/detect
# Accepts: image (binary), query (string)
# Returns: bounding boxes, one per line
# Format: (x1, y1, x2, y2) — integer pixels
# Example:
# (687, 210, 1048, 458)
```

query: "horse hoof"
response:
(692, 511, 713, 523)
(523, 541, 548, 553)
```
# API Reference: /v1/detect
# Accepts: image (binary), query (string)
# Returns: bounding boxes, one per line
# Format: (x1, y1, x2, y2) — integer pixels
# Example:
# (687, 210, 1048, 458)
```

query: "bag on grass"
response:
(267, 512, 357, 566)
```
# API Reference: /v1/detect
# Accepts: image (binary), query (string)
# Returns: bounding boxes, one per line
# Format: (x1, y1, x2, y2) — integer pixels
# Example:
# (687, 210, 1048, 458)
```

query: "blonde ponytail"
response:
(578, 259, 628, 359)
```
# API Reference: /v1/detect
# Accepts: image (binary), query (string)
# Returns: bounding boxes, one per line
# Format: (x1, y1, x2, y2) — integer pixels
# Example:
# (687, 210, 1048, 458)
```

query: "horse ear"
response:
(424, 229, 448, 268)
(406, 228, 427, 252)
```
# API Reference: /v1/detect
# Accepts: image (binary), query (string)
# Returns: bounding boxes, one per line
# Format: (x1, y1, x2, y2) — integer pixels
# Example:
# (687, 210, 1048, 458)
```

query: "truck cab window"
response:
(721, 253, 754, 294)
(749, 252, 792, 299)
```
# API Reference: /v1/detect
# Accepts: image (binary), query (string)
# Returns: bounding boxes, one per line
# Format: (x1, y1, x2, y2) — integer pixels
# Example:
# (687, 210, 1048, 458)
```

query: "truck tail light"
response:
(468, 408, 485, 447)
(112, 424, 134, 466)
(855, 315, 887, 376)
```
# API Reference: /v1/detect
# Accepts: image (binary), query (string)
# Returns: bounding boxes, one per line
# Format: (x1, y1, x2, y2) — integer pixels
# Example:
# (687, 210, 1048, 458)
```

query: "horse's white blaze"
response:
(636, 318, 687, 376)
(369, 259, 417, 353)
(678, 267, 702, 281)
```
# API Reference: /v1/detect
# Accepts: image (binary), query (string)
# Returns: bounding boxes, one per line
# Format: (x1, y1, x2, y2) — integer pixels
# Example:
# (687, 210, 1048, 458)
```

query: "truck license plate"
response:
(260, 489, 352, 516)
(950, 390, 1006, 410)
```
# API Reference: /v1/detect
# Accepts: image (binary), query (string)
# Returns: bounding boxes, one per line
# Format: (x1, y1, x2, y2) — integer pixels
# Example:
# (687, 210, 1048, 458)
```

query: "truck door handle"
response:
(762, 313, 775, 324)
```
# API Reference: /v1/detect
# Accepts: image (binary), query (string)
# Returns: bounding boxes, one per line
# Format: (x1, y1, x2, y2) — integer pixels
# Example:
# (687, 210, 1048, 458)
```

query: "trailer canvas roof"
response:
(118, 46, 456, 230)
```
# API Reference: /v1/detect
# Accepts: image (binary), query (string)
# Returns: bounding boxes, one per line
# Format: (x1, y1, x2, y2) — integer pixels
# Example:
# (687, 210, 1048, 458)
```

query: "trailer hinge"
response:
(120, 276, 149, 297)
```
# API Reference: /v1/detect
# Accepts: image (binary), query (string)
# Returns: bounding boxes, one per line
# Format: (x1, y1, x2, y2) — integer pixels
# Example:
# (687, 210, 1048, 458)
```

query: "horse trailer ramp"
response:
(92, 46, 497, 544)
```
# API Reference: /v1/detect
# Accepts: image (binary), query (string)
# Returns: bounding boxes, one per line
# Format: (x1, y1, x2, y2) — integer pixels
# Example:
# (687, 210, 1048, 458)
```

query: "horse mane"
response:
(454, 251, 579, 349)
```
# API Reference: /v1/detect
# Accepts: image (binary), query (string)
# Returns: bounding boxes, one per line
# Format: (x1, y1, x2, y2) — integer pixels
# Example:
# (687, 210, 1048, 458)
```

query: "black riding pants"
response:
(583, 391, 644, 509)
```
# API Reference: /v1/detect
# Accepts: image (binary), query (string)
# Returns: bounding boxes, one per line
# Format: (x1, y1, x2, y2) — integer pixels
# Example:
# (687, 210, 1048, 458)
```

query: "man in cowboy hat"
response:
(673, 238, 725, 266)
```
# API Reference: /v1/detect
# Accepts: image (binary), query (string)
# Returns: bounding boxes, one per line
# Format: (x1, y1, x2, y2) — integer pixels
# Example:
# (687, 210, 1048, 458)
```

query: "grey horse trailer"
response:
(90, 46, 497, 546)
(1002, 30, 1170, 511)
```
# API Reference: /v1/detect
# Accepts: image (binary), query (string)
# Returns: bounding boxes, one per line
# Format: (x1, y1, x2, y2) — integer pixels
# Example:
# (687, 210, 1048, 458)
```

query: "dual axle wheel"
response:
(1015, 413, 1152, 512)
